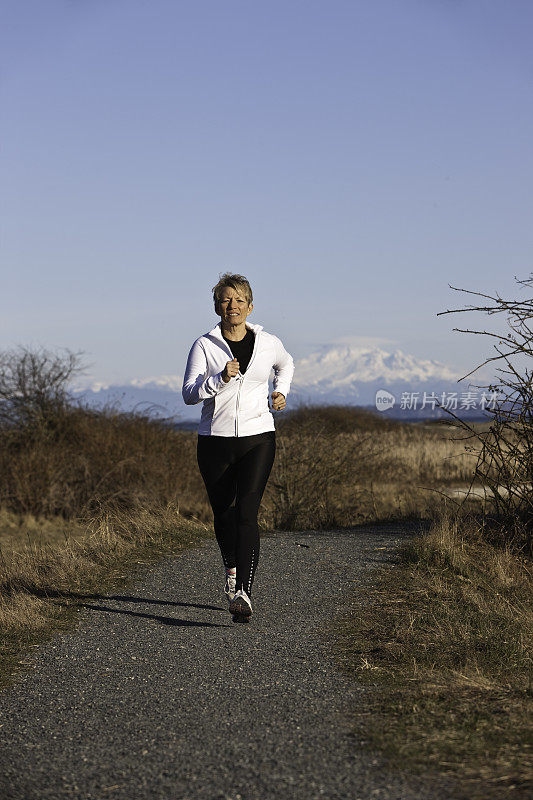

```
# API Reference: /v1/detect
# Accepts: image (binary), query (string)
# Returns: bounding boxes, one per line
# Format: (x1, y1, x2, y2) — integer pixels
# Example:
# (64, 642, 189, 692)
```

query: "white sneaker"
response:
(229, 588, 253, 618)
(224, 574, 236, 603)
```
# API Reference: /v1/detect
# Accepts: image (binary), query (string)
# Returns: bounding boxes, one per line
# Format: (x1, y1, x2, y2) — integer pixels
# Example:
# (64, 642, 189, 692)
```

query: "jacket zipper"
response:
(235, 378, 241, 436)
(235, 330, 260, 437)
(218, 326, 261, 438)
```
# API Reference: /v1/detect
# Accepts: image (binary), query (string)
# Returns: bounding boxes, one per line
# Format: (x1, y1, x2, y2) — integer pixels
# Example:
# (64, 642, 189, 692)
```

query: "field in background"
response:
(0, 404, 492, 554)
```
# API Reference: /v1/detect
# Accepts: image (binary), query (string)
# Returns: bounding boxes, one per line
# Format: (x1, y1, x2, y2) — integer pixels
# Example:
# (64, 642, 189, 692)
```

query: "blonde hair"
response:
(212, 272, 253, 313)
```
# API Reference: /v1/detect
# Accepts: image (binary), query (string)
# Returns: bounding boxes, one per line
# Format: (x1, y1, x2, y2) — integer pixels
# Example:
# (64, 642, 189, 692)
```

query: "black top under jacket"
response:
(222, 327, 255, 374)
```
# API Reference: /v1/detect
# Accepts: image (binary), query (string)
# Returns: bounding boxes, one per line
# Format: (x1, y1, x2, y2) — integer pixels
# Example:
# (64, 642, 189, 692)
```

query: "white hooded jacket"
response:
(182, 320, 295, 436)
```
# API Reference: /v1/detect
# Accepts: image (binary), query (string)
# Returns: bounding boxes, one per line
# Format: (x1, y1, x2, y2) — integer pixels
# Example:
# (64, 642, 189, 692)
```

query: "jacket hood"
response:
(207, 320, 264, 341)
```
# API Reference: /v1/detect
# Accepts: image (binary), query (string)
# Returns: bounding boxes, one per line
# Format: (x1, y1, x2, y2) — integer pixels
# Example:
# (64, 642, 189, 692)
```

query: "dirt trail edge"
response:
(0, 523, 459, 800)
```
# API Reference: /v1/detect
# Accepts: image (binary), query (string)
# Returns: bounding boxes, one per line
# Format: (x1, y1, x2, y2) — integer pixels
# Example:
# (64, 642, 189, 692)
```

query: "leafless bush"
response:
(263, 404, 388, 530)
(0, 404, 206, 519)
(437, 273, 533, 550)
(0, 345, 87, 436)
(0, 346, 209, 519)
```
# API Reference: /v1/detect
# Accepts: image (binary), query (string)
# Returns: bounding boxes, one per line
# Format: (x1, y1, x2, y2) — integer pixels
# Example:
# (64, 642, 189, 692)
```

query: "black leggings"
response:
(196, 431, 276, 596)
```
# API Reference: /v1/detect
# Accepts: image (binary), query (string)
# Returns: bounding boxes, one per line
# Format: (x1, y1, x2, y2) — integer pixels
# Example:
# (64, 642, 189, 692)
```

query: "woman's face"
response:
(217, 286, 253, 326)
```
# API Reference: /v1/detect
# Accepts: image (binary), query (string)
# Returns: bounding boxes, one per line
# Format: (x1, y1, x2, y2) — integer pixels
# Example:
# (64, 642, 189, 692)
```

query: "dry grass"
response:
(328, 508, 532, 799)
(0, 405, 209, 519)
(261, 406, 489, 530)
(0, 403, 486, 535)
(0, 508, 90, 553)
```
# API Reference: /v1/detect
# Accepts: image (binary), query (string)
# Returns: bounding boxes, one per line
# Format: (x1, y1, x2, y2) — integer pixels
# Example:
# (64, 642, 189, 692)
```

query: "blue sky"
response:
(2, 0, 532, 386)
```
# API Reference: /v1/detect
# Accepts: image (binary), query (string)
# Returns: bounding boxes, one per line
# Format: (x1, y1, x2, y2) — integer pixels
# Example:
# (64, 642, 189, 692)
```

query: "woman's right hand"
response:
(222, 357, 240, 382)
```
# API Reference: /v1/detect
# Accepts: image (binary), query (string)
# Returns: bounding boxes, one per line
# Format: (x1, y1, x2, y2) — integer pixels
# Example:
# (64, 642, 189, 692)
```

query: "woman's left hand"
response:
(271, 391, 286, 411)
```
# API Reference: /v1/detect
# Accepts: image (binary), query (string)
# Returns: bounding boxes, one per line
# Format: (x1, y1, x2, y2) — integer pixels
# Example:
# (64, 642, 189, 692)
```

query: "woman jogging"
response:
(182, 273, 295, 622)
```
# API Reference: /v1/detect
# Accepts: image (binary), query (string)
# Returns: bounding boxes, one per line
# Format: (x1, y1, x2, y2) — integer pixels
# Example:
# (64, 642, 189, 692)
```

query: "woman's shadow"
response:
(13, 586, 232, 628)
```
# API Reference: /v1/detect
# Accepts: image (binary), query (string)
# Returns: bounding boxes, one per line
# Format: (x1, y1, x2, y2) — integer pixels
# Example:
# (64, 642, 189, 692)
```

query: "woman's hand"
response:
(270, 391, 286, 411)
(222, 357, 240, 383)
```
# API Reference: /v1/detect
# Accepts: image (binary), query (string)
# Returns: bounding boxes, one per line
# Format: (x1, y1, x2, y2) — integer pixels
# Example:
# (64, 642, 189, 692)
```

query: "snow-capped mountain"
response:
(70, 343, 493, 422)
(290, 343, 458, 401)
(286, 342, 494, 418)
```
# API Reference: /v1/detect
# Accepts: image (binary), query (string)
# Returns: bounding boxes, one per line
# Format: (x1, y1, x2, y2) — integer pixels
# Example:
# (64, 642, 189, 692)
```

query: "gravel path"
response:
(0, 523, 459, 800)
